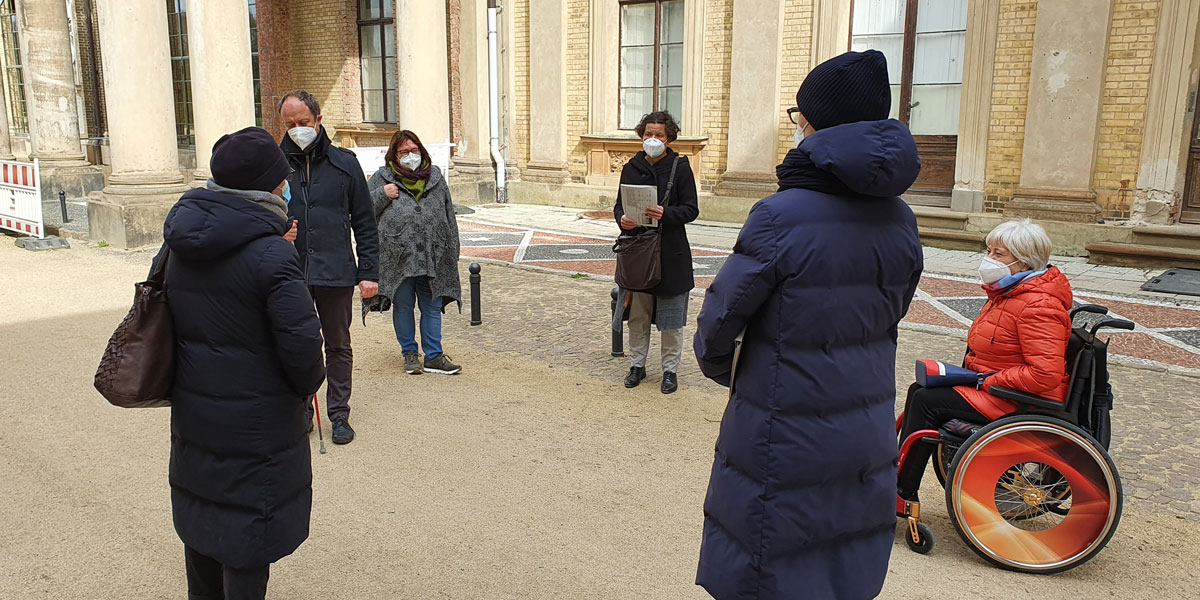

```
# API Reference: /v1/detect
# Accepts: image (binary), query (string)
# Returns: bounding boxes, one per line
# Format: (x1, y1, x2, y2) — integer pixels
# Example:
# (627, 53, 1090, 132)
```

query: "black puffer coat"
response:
(160, 188, 326, 569)
(282, 126, 380, 287)
(613, 149, 700, 297)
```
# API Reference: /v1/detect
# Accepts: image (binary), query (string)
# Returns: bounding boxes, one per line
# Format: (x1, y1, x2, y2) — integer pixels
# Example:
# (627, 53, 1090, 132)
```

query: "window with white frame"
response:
(358, 0, 396, 124)
(619, 0, 683, 130)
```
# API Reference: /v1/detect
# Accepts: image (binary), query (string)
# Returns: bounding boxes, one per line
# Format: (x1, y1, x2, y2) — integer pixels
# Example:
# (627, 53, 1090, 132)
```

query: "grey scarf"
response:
(206, 179, 288, 221)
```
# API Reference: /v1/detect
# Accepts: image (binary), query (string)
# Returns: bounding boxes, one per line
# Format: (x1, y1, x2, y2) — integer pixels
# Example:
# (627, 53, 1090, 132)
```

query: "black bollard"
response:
(610, 287, 624, 357)
(59, 190, 70, 223)
(469, 263, 482, 326)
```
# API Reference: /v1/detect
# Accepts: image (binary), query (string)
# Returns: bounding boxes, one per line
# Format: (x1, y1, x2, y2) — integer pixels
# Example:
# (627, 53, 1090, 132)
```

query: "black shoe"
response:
(662, 372, 678, 394)
(624, 366, 647, 388)
(331, 418, 355, 445)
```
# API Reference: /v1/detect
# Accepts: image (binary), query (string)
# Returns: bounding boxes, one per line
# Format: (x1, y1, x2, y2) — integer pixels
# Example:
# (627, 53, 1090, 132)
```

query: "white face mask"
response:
(793, 125, 807, 148)
(643, 137, 666, 159)
(978, 256, 1019, 284)
(288, 126, 318, 150)
(398, 152, 422, 171)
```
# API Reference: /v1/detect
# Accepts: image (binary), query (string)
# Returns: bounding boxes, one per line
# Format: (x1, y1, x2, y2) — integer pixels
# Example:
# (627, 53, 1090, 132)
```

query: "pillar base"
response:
(523, 160, 572, 185)
(1005, 187, 1102, 224)
(950, 186, 985, 214)
(450, 156, 496, 182)
(88, 182, 192, 248)
(38, 163, 105, 203)
(715, 170, 778, 198)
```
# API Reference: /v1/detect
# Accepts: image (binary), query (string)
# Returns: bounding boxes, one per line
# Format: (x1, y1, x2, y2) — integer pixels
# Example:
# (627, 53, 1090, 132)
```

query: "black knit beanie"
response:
(210, 127, 291, 193)
(795, 50, 892, 131)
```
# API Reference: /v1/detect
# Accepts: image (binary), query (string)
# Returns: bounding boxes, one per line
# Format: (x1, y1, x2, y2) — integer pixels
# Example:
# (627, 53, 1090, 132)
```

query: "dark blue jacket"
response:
(283, 126, 380, 287)
(694, 120, 923, 600)
(160, 188, 326, 568)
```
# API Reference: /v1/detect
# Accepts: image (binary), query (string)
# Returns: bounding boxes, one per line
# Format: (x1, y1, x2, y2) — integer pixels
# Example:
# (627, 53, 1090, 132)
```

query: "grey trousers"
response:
(627, 291, 683, 373)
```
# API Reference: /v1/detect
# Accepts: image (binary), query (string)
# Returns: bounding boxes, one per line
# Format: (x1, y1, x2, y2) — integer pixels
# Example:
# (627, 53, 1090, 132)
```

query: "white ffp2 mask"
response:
(643, 138, 666, 159)
(979, 257, 1018, 284)
(399, 152, 422, 171)
(288, 126, 318, 150)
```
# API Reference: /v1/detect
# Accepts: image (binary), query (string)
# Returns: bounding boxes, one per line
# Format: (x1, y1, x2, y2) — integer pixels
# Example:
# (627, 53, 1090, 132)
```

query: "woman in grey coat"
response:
(367, 130, 463, 375)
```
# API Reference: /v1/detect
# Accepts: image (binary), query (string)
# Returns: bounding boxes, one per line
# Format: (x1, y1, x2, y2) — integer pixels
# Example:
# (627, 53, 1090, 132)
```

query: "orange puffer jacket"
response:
(955, 266, 1073, 420)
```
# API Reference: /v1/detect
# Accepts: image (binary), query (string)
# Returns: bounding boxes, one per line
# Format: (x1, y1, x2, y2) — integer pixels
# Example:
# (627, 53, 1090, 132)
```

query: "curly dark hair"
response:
(634, 111, 680, 142)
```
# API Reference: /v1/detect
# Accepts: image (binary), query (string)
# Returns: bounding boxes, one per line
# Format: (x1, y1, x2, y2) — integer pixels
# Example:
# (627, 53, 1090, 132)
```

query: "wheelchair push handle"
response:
(1090, 318, 1135, 337)
(1070, 304, 1109, 320)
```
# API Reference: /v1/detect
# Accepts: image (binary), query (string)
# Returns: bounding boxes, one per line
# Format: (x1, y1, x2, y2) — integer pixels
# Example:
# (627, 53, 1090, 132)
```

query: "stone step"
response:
(919, 226, 986, 252)
(1131, 224, 1200, 251)
(1086, 241, 1200, 269)
(911, 205, 971, 231)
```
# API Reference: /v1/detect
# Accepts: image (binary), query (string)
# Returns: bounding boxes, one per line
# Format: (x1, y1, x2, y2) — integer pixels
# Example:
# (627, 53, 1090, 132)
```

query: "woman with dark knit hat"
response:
(694, 50, 924, 600)
(155, 127, 327, 599)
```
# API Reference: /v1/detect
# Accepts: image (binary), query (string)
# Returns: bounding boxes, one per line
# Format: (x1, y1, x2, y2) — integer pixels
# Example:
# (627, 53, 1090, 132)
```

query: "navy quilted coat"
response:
(694, 120, 924, 600)
(160, 189, 327, 569)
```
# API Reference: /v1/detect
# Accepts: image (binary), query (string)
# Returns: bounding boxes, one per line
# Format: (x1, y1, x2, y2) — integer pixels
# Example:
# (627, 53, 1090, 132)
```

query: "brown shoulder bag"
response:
(94, 246, 175, 408)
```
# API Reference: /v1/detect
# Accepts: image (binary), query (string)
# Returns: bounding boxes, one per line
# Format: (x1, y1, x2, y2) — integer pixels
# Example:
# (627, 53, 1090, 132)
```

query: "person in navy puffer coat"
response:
(694, 50, 924, 600)
(157, 127, 327, 599)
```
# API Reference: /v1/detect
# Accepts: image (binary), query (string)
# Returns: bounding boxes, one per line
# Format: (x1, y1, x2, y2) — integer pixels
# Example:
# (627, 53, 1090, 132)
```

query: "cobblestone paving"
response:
(444, 261, 1200, 522)
(457, 216, 1200, 374)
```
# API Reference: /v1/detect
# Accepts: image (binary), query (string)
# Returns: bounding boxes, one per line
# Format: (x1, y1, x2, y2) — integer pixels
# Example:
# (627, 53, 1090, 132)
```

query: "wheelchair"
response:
(896, 303, 1133, 574)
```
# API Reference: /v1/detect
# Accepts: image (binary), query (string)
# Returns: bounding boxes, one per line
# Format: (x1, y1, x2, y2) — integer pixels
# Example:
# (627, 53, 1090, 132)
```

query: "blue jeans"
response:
(393, 277, 443, 358)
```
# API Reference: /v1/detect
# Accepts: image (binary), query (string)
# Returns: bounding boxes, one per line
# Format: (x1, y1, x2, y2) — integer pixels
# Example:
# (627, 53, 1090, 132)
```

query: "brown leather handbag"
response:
(613, 156, 679, 292)
(94, 246, 175, 408)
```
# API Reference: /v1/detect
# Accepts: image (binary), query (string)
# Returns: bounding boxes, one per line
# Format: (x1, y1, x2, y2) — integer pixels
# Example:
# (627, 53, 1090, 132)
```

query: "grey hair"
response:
(278, 90, 322, 118)
(986, 219, 1052, 271)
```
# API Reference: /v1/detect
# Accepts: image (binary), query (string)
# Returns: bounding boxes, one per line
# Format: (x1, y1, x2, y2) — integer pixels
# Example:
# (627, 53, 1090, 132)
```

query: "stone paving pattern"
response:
(442, 261, 1200, 522)
(456, 206, 1200, 374)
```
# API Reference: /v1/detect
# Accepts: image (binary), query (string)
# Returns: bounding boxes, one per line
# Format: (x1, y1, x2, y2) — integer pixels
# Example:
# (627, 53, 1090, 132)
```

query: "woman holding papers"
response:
(613, 111, 699, 395)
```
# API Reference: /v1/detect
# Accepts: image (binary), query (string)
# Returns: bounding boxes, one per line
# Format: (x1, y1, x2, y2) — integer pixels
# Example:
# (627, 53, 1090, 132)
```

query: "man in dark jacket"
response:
(694, 50, 924, 600)
(159, 127, 327, 599)
(279, 90, 380, 445)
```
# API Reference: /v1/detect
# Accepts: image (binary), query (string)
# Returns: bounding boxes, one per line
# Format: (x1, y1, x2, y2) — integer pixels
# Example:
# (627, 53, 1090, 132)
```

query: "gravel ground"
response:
(1, 239, 1198, 599)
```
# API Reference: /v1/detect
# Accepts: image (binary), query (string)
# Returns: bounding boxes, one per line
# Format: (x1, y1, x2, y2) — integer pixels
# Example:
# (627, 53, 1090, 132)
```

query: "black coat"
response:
(613, 149, 700, 296)
(160, 188, 327, 569)
(694, 120, 923, 599)
(282, 126, 380, 287)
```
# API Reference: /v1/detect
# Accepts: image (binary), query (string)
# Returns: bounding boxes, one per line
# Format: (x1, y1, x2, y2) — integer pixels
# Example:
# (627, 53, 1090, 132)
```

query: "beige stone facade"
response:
(3, 1, 1200, 261)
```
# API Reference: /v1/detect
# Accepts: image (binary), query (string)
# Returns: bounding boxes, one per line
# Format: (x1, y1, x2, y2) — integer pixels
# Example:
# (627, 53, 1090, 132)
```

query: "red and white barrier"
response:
(0, 158, 43, 239)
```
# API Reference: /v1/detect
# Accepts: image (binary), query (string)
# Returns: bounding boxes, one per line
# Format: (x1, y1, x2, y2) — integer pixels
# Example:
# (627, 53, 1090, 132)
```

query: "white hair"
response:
(985, 219, 1052, 271)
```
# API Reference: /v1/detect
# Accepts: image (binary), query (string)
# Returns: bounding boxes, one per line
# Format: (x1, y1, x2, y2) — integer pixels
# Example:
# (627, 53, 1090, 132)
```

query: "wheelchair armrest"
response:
(990, 385, 1066, 411)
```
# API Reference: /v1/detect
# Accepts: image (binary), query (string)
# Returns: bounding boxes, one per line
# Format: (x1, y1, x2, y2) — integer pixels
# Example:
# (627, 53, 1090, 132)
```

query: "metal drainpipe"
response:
(487, 0, 507, 203)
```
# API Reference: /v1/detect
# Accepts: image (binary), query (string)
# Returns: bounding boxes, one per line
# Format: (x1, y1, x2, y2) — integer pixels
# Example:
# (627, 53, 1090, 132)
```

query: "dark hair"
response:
(278, 90, 322, 118)
(634, 111, 680, 142)
(387, 130, 432, 169)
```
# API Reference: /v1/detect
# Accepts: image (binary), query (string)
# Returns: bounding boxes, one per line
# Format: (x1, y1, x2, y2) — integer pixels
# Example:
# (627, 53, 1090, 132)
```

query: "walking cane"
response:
(313, 394, 327, 454)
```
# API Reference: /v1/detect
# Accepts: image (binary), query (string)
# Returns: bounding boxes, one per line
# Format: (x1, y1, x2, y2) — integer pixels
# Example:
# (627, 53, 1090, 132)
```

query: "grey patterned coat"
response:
(367, 165, 462, 311)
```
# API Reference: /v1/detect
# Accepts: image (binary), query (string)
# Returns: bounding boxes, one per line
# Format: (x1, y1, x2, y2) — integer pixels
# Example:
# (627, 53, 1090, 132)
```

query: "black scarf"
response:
(775, 147, 852, 196)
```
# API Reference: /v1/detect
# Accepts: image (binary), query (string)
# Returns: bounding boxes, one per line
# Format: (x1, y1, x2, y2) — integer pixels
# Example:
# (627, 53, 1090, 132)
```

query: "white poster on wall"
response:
(348, 143, 455, 180)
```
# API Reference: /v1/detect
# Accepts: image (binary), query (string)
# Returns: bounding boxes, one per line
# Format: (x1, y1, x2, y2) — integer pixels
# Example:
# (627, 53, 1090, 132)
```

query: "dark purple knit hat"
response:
(795, 50, 892, 131)
(210, 127, 291, 193)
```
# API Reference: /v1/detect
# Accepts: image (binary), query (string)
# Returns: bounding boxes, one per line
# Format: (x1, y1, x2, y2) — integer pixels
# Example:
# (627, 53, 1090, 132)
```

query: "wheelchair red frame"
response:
(895, 304, 1130, 574)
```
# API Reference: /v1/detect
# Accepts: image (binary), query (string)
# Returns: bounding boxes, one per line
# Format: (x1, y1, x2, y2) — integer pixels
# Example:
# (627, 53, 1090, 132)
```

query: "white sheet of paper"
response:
(620, 184, 659, 227)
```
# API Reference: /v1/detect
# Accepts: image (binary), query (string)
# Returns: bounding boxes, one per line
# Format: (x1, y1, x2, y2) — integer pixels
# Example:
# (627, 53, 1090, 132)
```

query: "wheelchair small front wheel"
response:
(945, 415, 1122, 574)
(906, 522, 935, 554)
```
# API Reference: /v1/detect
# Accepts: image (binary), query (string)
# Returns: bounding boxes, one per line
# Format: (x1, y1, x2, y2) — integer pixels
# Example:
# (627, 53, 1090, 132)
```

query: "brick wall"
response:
(1093, 0, 1160, 221)
(284, 0, 361, 128)
(565, 0, 590, 181)
(699, 0, 735, 189)
(448, 0, 463, 152)
(775, 0, 814, 164)
(512, 0, 531, 169)
(257, 0, 292, 138)
(983, 0, 1038, 213)
(73, 0, 105, 138)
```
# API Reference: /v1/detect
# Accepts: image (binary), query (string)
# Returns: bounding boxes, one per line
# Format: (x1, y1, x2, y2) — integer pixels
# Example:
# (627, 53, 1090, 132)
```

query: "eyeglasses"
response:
(787, 107, 802, 125)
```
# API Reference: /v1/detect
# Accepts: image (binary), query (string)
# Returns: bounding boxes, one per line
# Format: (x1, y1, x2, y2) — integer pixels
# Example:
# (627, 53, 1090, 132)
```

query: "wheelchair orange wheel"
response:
(945, 416, 1122, 574)
(933, 442, 955, 487)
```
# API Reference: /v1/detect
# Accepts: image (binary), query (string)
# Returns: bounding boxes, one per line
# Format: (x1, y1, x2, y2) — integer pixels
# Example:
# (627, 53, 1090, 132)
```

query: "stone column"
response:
(1006, 0, 1115, 223)
(187, 0, 256, 180)
(0, 77, 14, 160)
(88, 0, 189, 248)
(717, 0, 785, 198)
(453, 0, 498, 188)
(395, 0, 451, 144)
(524, 0, 570, 184)
(950, 0, 1001, 213)
(15, 0, 103, 200)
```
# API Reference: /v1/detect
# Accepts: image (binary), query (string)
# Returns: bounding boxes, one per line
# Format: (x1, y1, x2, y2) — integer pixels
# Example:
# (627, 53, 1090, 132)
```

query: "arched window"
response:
(618, 0, 683, 129)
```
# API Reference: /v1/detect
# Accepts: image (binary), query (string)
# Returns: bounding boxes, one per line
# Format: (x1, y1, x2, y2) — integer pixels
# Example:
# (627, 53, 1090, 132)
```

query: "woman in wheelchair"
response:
(898, 219, 1071, 504)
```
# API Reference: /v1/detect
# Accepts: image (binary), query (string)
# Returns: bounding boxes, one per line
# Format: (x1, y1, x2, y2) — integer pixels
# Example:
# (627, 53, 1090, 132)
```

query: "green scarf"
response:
(390, 162, 428, 200)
